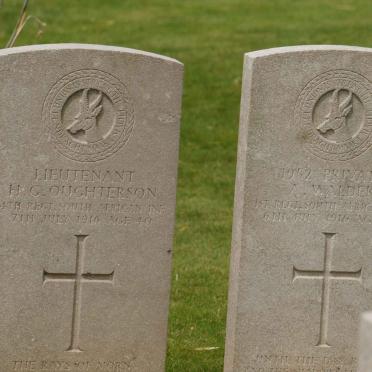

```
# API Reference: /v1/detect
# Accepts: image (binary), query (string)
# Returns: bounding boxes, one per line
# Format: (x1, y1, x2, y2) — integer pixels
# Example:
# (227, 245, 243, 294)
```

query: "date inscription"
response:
(0, 168, 167, 227)
(254, 166, 372, 225)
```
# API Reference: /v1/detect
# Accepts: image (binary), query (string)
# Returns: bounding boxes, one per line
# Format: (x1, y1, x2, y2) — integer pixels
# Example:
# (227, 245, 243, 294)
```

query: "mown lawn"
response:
(1, 0, 372, 370)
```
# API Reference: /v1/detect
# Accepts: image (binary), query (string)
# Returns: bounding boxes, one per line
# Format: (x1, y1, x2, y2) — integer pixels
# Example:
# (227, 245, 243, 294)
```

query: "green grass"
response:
(1, 0, 372, 370)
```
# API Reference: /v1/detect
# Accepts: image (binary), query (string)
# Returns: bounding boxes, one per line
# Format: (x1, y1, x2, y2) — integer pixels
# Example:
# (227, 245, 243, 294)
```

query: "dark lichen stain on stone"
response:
(297, 130, 310, 143)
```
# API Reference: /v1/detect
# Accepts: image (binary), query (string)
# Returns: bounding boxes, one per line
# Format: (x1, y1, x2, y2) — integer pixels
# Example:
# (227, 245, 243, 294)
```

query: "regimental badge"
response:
(43, 69, 135, 162)
(295, 70, 372, 161)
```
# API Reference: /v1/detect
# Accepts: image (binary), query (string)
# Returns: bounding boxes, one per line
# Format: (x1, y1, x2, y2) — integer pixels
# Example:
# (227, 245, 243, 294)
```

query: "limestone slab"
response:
(224, 45, 372, 372)
(358, 312, 372, 372)
(0, 44, 183, 371)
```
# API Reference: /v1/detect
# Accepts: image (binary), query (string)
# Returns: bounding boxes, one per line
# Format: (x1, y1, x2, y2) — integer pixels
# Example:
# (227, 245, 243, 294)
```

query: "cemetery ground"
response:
(1, 0, 372, 371)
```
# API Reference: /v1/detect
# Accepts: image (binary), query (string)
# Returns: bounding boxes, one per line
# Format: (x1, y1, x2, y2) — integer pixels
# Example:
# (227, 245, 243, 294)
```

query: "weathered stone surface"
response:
(358, 312, 372, 372)
(0, 44, 183, 371)
(224, 46, 372, 372)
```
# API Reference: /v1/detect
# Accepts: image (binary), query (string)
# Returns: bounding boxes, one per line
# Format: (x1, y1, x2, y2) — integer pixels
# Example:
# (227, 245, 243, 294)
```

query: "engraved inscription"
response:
(254, 166, 372, 225)
(11, 357, 135, 371)
(293, 232, 362, 347)
(1, 168, 165, 227)
(43, 235, 115, 352)
(246, 353, 357, 371)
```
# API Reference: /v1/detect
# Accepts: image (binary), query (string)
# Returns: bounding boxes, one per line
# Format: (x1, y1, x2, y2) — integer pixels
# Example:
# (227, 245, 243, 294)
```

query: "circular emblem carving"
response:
(295, 70, 372, 161)
(43, 69, 134, 162)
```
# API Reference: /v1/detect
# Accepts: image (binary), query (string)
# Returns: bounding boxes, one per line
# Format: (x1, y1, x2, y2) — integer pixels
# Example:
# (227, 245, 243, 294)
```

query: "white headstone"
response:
(225, 45, 372, 372)
(358, 312, 372, 372)
(0, 44, 183, 371)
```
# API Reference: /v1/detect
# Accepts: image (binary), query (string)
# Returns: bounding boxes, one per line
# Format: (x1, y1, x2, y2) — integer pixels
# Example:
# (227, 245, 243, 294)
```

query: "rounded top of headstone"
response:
(0, 43, 183, 163)
(245, 45, 372, 59)
(0, 43, 183, 66)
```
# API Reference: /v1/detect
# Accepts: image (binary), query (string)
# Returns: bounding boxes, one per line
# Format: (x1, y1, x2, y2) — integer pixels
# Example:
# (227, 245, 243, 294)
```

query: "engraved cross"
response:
(43, 234, 114, 353)
(293, 232, 362, 347)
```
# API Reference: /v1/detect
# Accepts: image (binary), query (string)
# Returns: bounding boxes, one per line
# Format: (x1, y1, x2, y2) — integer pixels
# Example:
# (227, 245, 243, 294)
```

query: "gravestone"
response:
(358, 312, 372, 372)
(0, 44, 183, 371)
(224, 46, 372, 372)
